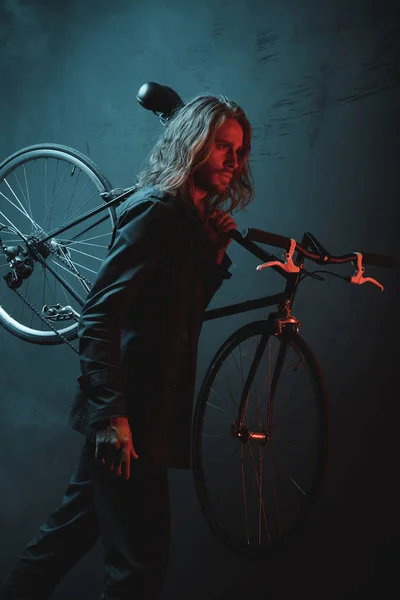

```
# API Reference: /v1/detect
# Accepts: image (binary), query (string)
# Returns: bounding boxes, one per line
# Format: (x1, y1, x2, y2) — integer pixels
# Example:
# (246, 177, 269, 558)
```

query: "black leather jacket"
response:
(68, 186, 232, 469)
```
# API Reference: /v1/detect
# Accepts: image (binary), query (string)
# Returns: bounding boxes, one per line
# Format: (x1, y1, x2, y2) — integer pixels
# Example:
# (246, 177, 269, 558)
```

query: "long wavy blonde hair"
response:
(135, 93, 254, 214)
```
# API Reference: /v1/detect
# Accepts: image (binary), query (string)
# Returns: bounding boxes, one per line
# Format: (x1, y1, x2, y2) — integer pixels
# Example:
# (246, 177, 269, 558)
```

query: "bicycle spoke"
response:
(61, 168, 81, 225)
(5, 177, 35, 223)
(0, 209, 25, 238)
(268, 448, 285, 535)
(47, 159, 59, 228)
(245, 441, 269, 541)
(63, 246, 104, 262)
(44, 158, 48, 221)
(52, 162, 70, 208)
(258, 445, 263, 543)
(270, 447, 309, 504)
(286, 473, 307, 497)
(230, 342, 245, 383)
(60, 185, 98, 227)
(0, 187, 40, 229)
(13, 169, 33, 220)
(22, 165, 32, 222)
(65, 239, 109, 249)
(49, 257, 95, 281)
(60, 173, 97, 228)
(42, 162, 67, 231)
(241, 445, 250, 546)
(59, 230, 112, 246)
(272, 360, 309, 423)
(45, 261, 72, 307)
(205, 391, 227, 412)
(42, 266, 47, 328)
(222, 367, 240, 420)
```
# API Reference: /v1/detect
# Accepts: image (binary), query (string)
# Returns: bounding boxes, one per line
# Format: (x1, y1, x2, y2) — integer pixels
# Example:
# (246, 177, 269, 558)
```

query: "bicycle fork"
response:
(232, 320, 295, 447)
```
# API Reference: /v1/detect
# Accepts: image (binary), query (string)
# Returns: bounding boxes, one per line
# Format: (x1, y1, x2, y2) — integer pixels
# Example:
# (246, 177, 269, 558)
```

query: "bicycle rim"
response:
(0, 144, 115, 344)
(192, 320, 330, 558)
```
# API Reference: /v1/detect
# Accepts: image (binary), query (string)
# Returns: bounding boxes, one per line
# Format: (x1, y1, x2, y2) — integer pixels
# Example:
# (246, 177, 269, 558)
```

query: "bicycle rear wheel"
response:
(192, 320, 330, 558)
(0, 144, 115, 344)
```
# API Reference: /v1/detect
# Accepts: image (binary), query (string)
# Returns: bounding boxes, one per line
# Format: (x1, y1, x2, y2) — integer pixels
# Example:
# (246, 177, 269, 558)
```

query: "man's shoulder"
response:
(116, 185, 177, 219)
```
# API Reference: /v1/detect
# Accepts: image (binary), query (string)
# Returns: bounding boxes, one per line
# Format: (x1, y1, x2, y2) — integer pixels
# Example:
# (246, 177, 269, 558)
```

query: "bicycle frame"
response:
(204, 234, 310, 329)
(21, 191, 297, 316)
(25, 192, 388, 322)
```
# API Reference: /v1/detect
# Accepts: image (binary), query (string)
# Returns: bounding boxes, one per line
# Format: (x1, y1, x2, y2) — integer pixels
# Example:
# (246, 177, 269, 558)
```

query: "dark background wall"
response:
(0, 0, 398, 598)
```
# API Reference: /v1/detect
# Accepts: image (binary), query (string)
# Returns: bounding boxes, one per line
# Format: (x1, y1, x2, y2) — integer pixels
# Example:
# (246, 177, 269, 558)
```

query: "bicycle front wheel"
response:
(0, 144, 115, 344)
(192, 320, 330, 558)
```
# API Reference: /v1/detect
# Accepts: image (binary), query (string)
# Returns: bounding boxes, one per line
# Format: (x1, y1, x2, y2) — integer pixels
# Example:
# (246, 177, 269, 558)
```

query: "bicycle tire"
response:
(192, 320, 330, 558)
(0, 143, 115, 344)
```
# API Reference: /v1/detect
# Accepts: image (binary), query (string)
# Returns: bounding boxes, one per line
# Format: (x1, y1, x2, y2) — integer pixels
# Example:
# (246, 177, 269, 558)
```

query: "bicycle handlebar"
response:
(230, 227, 395, 269)
(357, 251, 395, 268)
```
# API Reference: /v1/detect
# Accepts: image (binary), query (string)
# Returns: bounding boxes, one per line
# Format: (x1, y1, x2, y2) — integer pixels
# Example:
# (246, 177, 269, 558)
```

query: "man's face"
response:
(192, 118, 244, 198)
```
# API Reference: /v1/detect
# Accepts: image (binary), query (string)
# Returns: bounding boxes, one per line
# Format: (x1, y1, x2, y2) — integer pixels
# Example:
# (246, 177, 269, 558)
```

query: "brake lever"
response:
(256, 239, 301, 274)
(349, 252, 384, 291)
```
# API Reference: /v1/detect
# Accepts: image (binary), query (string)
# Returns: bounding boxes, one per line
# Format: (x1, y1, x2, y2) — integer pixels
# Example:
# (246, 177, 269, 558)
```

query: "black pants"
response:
(0, 443, 171, 600)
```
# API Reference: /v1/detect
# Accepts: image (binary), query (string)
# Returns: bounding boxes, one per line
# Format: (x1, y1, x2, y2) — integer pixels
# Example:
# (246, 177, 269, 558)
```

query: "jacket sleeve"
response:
(201, 252, 232, 309)
(76, 194, 174, 427)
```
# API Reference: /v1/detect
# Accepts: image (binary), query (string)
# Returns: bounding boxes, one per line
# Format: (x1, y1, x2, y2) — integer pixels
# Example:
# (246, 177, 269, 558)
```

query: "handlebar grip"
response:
(360, 252, 396, 268)
(243, 228, 291, 250)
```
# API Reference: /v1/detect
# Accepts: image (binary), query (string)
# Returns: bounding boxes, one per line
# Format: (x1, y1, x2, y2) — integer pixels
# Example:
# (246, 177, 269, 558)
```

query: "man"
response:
(0, 93, 253, 599)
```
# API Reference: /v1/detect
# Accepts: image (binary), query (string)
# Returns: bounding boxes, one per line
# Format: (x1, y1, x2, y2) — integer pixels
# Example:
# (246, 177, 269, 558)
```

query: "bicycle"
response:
(0, 83, 395, 559)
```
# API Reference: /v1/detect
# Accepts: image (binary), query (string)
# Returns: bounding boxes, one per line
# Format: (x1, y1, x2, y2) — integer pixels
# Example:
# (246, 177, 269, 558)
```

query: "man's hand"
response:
(206, 210, 237, 264)
(95, 416, 139, 480)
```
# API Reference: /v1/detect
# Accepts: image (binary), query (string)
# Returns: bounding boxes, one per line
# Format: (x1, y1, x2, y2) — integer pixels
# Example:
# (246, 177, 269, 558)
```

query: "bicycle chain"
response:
(12, 286, 80, 354)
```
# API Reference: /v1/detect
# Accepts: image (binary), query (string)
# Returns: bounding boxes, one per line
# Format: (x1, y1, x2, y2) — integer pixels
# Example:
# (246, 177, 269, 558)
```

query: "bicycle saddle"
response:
(136, 82, 184, 122)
